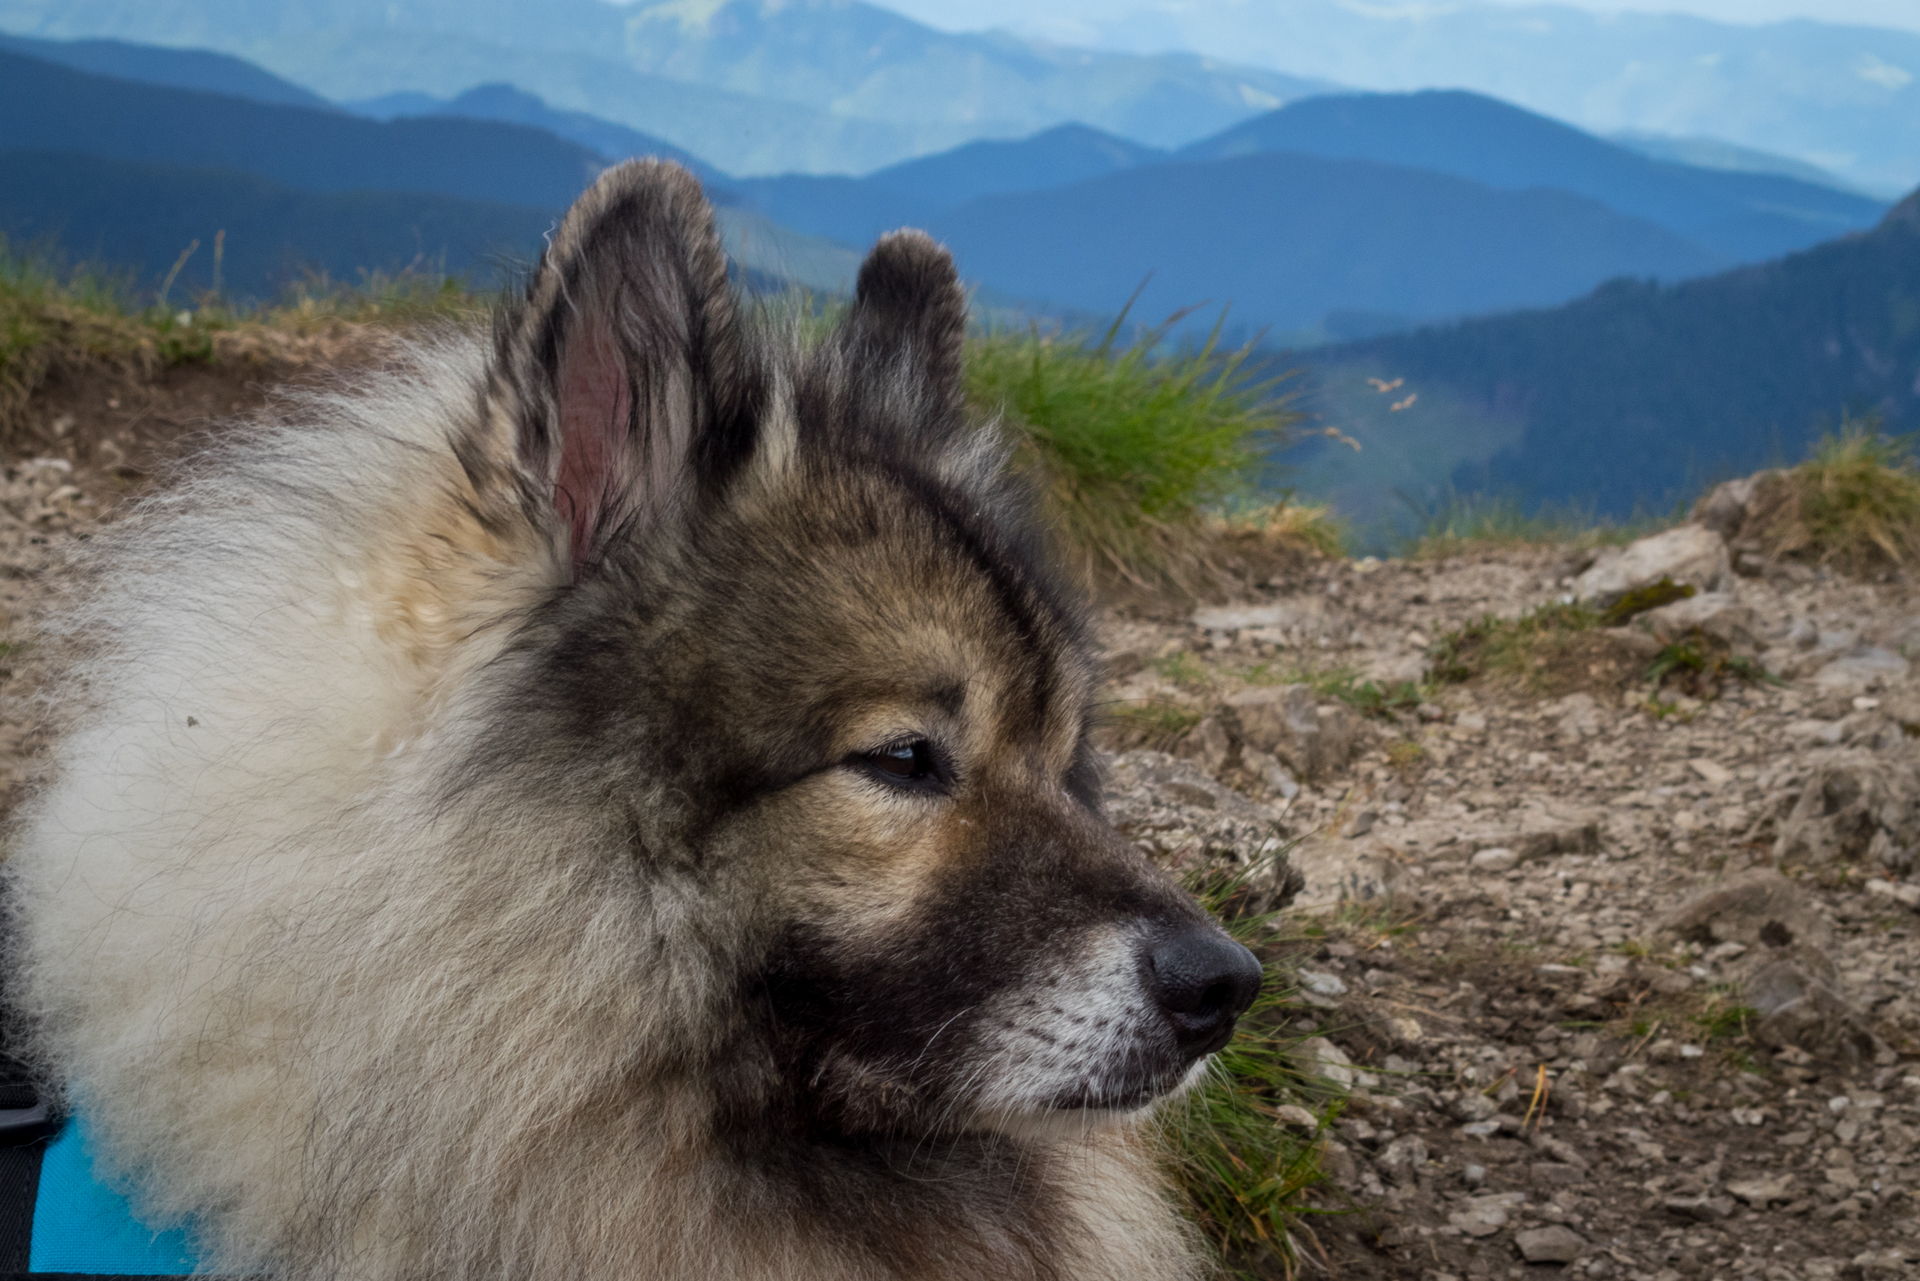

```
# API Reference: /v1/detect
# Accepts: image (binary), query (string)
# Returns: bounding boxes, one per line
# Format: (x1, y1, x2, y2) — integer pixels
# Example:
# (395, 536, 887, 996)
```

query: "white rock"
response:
(1572, 523, 1730, 608)
(1471, 847, 1519, 873)
(1812, 647, 1910, 693)
(1297, 1036, 1355, 1089)
(1191, 604, 1288, 632)
(1688, 758, 1733, 787)
(1639, 592, 1760, 656)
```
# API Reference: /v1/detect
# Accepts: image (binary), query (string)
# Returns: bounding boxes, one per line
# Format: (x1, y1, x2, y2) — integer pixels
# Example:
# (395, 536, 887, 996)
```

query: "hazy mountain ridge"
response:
(952, 0, 1920, 197)
(0, 0, 1336, 174)
(1181, 91, 1884, 265)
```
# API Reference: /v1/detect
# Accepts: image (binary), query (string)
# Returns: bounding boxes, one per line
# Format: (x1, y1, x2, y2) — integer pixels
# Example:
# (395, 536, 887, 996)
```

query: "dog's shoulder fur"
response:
(4, 162, 1212, 1281)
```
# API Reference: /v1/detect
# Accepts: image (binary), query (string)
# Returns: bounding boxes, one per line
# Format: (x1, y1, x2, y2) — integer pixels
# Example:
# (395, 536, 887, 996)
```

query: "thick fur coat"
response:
(4, 163, 1258, 1280)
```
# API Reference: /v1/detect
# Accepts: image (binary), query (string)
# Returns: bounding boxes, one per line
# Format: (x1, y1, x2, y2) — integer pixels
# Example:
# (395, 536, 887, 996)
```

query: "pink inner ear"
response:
(554, 321, 633, 578)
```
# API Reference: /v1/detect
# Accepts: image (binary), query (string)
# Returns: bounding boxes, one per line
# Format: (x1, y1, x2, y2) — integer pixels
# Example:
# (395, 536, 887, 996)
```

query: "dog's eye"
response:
(862, 739, 937, 784)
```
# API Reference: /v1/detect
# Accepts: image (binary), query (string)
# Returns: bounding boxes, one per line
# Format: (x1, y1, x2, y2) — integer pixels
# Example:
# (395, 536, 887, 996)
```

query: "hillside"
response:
(0, 149, 553, 297)
(0, 47, 606, 209)
(1182, 91, 1884, 264)
(1289, 192, 1920, 525)
(0, 31, 332, 107)
(919, 153, 1723, 339)
(0, 0, 1337, 174)
(344, 83, 723, 183)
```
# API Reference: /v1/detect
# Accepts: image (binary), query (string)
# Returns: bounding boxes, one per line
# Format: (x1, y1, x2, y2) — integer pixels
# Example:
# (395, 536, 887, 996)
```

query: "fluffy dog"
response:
(5, 161, 1261, 1281)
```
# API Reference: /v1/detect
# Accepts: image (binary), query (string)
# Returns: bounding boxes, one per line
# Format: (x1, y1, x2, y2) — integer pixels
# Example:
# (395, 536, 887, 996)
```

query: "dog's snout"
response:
(1146, 926, 1263, 1057)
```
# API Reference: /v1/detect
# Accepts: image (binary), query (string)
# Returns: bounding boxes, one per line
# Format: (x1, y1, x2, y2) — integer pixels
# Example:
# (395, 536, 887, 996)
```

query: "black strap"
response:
(0, 1142, 40, 1274)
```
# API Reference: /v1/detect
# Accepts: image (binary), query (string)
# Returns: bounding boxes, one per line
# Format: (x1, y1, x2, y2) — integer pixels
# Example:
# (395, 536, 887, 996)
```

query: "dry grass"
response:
(1402, 490, 1671, 561)
(1743, 419, 1920, 574)
(0, 240, 488, 443)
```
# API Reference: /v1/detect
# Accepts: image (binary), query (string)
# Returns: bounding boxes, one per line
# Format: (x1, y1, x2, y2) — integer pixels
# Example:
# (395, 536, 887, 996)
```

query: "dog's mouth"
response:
(969, 1055, 1213, 1139)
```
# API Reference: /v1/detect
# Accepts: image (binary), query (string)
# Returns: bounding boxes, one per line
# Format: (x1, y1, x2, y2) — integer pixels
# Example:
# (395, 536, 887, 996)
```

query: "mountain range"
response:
(0, 0, 1335, 175)
(725, 92, 1884, 338)
(922, 0, 1920, 198)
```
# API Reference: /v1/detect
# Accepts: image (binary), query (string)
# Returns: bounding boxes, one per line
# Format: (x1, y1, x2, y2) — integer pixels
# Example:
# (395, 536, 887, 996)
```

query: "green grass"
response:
(1747, 416, 1920, 573)
(967, 318, 1297, 592)
(1161, 852, 1335, 1279)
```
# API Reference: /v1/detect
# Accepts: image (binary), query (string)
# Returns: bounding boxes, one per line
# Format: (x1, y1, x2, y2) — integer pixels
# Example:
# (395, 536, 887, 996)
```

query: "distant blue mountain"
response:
(0, 31, 331, 109)
(731, 123, 1160, 249)
(918, 152, 1725, 338)
(0, 47, 604, 210)
(1291, 190, 1920, 525)
(345, 83, 726, 185)
(1180, 91, 1884, 263)
(0, 148, 554, 298)
(865, 125, 1165, 205)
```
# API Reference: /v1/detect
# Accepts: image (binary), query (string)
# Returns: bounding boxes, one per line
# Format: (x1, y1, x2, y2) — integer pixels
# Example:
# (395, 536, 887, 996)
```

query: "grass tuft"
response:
(1160, 850, 1333, 1279)
(967, 320, 1297, 595)
(1429, 602, 1601, 691)
(1744, 417, 1920, 573)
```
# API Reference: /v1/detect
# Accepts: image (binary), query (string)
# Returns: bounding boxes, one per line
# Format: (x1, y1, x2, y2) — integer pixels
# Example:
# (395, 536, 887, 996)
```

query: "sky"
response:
(878, 0, 1920, 37)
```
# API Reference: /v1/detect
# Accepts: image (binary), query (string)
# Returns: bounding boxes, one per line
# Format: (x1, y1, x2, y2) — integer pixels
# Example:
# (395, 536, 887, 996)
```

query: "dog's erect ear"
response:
(483, 160, 745, 578)
(839, 230, 967, 412)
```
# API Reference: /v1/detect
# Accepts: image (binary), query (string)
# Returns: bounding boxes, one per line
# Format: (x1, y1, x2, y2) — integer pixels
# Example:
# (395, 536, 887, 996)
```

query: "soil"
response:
(5, 353, 1919, 1281)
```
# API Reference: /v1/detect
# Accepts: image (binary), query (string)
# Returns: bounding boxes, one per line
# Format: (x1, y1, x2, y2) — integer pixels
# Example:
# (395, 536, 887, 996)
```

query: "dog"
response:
(4, 161, 1261, 1281)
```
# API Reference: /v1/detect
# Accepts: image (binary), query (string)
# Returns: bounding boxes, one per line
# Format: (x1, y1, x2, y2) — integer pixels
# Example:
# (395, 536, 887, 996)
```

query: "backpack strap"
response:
(0, 1054, 58, 1275)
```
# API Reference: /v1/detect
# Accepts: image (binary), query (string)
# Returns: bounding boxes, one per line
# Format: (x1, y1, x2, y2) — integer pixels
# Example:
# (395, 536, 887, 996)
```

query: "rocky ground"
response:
(1097, 528, 1920, 1279)
(5, 365, 1919, 1280)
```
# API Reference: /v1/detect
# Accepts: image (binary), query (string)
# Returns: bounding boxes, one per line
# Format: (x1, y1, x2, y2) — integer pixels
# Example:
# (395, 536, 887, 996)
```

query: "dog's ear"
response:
(482, 160, 746, 579)
(838, 230, 967, 413)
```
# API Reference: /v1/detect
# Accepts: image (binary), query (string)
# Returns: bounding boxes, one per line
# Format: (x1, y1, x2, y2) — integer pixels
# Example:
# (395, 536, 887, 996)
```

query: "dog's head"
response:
(476, 161, 1260, 1142)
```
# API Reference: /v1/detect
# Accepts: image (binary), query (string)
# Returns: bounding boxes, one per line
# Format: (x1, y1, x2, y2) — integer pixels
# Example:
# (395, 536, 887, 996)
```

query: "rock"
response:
(1573, 524, 1730, 608)
(1377, 1135, 1429, 1185)
(1773, 754, 1920, 867)
(1663, 1194, 1735, 1221)
(1692, 473, 1769, 538)
(1283, 834, 1406, 912)
(1726, 1174, 1796, 1206)
(1638, 592, 1761, 657)
(1747, 957, 1876, 1067)
(1448, 1202, 1511, 1238)
(1471, 847, 1518, 873)
(1241, 748, 1299, 799)
(1867, 877, 1920, 909)
(1688, 758, 1734, 787)
(1296, 1037, 1355, 1089)
(1514, 1225, 1587, 1263)
(1173, 715, 1232, 773)
(1813, 647, 1911, 694)
(1192, 604, 1289, 632)
(1225, 684, 1355, 782)
(1273, 1104, 1319, 1131)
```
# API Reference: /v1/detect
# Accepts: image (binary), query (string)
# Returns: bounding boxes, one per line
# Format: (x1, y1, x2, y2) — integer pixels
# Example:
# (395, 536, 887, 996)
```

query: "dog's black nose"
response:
(1147, 926, 1263, 1057)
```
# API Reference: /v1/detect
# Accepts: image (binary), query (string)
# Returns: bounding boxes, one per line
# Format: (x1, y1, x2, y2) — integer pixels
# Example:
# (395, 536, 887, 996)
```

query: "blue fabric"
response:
(29, 1113, 204, 1275)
